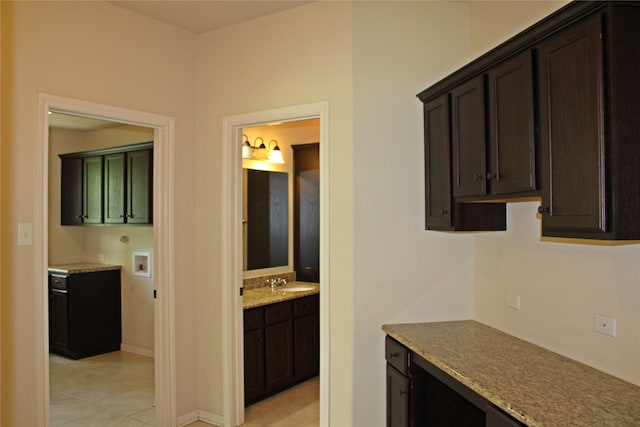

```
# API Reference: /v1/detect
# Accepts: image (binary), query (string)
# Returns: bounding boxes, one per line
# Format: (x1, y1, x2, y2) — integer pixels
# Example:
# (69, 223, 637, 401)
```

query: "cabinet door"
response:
(424, 94, 452, 229)
(451, 76, 486, 198)
(487, 50, 536, 195)
(127, 149, 152, 224)
(104, 152, 127, 224)
(265, 320, 293, 393)
(60, 157, 83, 225)
(244, 328, 266, 405)
(294, 313, 319, 381)
(293, 144, 320, 282)
(49, 288, 69, 352)
(387, 364, 409, 427)
(538, 14, 605, 234)
(82, 155, 103, 224)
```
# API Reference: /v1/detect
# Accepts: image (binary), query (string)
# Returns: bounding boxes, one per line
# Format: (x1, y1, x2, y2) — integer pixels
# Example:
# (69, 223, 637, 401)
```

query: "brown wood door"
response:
(265, 320, 293, 392)
(538, 14, 605, 234)
(82, 155, 104, 224)
(60, 157, 83, 225)
(451, 76, 486, 198)
(244, 328, 266, 405)
(127, 148, 152, 224)
(423, 94, 452, 229)
(487, 50, 536, 195)
(103, 152, 126, 224)
(292, 143, 320, 282)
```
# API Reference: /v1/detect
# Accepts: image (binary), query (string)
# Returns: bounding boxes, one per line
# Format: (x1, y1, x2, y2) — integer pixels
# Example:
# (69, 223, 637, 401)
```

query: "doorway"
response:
(47, 112, 156, 425)
(221, 102, 330, 427)
(34, 94, 176, 426)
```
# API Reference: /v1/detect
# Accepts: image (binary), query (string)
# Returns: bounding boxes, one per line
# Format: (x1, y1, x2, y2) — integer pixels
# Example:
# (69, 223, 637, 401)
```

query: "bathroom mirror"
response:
(243, 169, 288, 270)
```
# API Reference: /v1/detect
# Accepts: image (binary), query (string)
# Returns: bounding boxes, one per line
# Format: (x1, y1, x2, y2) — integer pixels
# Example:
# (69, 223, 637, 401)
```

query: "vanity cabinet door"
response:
(244, 327, 266, 405)
(265, 320, 293, 393)
(293, 295, 319, 382)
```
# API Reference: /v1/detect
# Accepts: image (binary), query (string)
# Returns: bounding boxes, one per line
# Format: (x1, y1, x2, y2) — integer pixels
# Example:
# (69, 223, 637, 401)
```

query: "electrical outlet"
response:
(507, 293, 521, 310)
(594, 314, 616, 337)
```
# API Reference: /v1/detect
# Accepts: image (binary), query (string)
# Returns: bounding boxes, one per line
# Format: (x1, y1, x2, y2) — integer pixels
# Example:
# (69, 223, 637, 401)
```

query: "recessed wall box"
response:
(133, 252, 151, 277)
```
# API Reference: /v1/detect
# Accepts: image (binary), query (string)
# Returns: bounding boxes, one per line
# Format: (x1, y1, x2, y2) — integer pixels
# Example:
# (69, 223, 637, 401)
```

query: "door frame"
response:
(34, 93, 177, 426)
(221, 102, 330, 427)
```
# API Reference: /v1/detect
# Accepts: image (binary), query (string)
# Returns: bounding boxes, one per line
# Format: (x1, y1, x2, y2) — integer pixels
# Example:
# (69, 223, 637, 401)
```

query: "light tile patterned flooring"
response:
(50, 351, 319, 427)
(49, 351, 156, 426)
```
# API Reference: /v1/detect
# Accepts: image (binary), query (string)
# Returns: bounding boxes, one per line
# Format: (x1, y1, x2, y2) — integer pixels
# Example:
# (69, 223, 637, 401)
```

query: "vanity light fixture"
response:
(242, 134, 285, 163)
(267, 140, 284, 164)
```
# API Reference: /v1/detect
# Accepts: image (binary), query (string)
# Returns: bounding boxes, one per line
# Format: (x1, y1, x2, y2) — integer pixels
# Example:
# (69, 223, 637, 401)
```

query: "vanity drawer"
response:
(244, 306, 264, 331)
(385, 336, 409, 375)
(265, 301, 292, 325)
(294, 295, 319, 317)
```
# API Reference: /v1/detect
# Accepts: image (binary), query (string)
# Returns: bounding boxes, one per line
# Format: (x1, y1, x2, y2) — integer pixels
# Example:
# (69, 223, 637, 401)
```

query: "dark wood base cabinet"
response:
(385, 337, 524, 427)
(49, 270, 121, 359)
(244, 294, 319, 406)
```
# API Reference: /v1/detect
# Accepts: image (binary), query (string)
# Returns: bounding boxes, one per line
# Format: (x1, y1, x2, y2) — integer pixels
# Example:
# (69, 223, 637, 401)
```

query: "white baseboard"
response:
(198, 410, 224, 426)
(120, 343, 155, 358)
(176, 410, 222, 427)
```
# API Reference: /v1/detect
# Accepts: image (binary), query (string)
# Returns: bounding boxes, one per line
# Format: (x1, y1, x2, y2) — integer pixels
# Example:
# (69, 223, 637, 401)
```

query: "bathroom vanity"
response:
(243, 282, 319, 405)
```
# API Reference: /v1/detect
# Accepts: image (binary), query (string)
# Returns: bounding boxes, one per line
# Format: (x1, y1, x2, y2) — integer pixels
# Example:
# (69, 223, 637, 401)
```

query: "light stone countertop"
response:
(48, 263, 122, 274)
(243, 282, 319, 309)
(382, 320, 640, 427)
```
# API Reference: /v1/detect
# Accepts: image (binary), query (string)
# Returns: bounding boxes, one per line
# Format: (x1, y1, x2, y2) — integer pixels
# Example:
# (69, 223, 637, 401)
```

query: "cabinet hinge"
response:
(153, 289, 157, 299)
(240, 287, 244, 296)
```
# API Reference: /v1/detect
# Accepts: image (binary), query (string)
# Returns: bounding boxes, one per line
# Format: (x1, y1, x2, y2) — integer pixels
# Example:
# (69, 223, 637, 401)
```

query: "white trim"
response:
(197, 410, 225, 426)
(35, 93, 177, 426)
(221, 102, 330, 427)
(120, 343, 155, 358)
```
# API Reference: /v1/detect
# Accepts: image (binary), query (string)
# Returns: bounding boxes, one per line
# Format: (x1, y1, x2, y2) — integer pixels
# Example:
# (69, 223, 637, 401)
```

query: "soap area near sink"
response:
(242, 272, 319, 310)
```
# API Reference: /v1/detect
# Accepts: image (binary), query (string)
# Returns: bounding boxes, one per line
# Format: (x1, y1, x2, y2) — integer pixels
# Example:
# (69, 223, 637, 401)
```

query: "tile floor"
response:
(50, 350, 319, 427)
(49, 351, 155, 426)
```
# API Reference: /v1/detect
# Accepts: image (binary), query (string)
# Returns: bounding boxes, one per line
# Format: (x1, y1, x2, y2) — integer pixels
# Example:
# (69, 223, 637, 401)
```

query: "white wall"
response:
(469, 1, 640, 387)
(352, 2, 478, 425)
(1, 2, 198, 424)
(48, 125, 156, 353)
(195, 2, 354, 422)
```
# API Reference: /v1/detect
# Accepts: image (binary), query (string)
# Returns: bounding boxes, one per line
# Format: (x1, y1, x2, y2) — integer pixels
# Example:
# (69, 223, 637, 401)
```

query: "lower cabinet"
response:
(48, 270, 121, 359)
(244, 294, 319, 405)
(385, 336, 524, 427)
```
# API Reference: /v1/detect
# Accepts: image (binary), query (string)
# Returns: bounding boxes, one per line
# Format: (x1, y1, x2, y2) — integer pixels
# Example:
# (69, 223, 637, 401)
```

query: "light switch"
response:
(18, 223, 33, 246)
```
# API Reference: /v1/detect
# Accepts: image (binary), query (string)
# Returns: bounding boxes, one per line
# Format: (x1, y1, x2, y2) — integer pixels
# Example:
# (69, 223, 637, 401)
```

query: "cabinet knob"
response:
(399, 389, 407, 396)
(473, 173, 482, 182)
(537, 206, 550, 214)
(389, 352, 399, 359)
(486, 172, 496, 180)
(440, 209, 449, 216)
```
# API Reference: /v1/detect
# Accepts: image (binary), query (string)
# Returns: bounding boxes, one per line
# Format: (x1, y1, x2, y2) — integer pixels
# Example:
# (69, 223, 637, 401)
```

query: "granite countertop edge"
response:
(48, 263, 122, 274)
(382, 320, 640, 427)
(243, 282, 319, 309)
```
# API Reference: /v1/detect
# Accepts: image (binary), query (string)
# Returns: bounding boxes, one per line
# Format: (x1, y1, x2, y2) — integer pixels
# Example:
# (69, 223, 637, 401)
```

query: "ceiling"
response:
(108, 1, 312, 34)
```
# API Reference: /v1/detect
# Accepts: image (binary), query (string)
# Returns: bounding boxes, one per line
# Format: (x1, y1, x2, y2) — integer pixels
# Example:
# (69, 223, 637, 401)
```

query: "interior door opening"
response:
(35, 93, 176, 427)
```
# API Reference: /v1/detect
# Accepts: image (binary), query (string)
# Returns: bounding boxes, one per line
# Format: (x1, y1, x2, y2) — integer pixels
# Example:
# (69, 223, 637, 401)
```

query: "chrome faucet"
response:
(267, 278, 287, 289)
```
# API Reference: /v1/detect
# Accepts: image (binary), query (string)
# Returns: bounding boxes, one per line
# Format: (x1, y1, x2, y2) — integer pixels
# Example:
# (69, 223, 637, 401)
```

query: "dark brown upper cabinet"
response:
(424, 93, 506, 231)
(59, 142, 153, 226)
(104, 148, 153, 225)
(452, 52, 536, 200)
(487, 51, 536, 196)
(60, 155, 103, 225)
(537, 5, 640, 240)
(418, 1, 640, 241)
